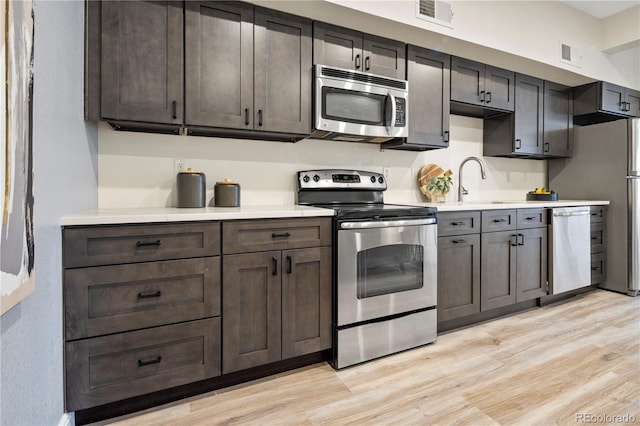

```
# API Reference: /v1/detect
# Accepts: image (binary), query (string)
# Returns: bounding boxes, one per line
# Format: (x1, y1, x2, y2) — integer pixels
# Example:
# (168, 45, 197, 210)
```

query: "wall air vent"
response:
(559, 41, 581, 68)
(416, 0, 453, 28)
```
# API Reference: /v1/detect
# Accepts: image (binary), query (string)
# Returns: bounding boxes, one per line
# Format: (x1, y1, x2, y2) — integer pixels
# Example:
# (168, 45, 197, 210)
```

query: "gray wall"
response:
(0, 2, 97, 425)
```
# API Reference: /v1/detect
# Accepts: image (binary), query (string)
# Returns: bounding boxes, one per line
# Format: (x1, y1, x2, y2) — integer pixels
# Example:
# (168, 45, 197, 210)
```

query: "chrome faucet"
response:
(457, 156, 487, 202)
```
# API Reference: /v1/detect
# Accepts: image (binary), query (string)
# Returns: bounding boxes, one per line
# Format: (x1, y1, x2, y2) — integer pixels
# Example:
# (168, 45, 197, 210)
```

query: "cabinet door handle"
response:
(544, 142, 550, 153)
(591, 266, 600, 271)
(258, 109, 263, 127)
(138, 356, 162, 367)
(245, 108, 250, 125)
(625, 102, 631, 112)
(591, 236, 599, 240)
(486, 91, 492, 103)
(452, 239, 466, 244)
(137, 290, 162, 299)
(493, 218, 507, 223)
(443, 130, 450, 142)
(510, 234, 518, 246)
(365, 56, 371, 71)
(515, 139, 522, 150)
(518, 233, 525, 246)
(171, 100, 177, 119)
(355, 54, 361, 69)
(286, 256, 292, 274)
(272, 232, 291, 238)
(136, 240, 162, 247)
(272, 257, 278, 276)
(480, 90, 485, 103)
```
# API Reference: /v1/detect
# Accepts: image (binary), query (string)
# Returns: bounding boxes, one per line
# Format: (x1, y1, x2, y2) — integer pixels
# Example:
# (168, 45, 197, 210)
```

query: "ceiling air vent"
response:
(416, 0, 453, 28)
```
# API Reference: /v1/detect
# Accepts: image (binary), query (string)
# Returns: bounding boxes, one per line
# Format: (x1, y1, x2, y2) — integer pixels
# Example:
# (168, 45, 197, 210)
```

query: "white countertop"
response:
(409, 199, 610, 212)
(61, 199, 609, 226)
(61, 205, 335, 226)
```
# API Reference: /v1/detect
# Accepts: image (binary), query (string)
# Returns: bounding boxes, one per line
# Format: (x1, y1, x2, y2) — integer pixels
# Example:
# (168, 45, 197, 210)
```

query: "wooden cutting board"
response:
(417, 163, 452, 199)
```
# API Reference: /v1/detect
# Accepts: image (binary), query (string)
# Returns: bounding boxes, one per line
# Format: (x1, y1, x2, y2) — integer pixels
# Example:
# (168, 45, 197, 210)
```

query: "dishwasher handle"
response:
(552, 210, 590, 217)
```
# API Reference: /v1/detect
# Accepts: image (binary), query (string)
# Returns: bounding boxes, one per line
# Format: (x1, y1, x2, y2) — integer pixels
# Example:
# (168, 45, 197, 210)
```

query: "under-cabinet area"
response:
(62, 217, 332, 415)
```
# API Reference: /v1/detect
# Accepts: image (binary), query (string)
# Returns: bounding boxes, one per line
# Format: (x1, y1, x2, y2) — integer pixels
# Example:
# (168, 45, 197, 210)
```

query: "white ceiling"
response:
(559, 0, 640, 19)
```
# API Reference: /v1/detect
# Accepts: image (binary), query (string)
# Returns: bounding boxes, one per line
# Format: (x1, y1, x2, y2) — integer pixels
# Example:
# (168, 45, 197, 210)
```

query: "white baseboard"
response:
(58, 412, 74, 426)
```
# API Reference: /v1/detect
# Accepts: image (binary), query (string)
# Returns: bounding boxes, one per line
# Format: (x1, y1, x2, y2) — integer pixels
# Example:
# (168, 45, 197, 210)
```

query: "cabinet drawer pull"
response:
(286, 256, 292, 274)
(452, 239, 466, 244)
(272, 232, 291, 238)
(258, 109, 263, 127)
(272, 257, 278, 276)
(480, 90, 485, 103)
(493, 218, 507, 223)
(443, 130, 450, 142)
(451, 221, 465, 226)
(365, 56, 370, 71)
(515, 139, 522, 150)
(245, 108, 250, 125)
(525, 216, 537, 221)
(171, 100, 177, 119)
(355, 54, 361, 69)
(136, 240, 162, 247)
(486, 91, 492, 103)
(591, 236, 599, 240)
(138, 356, 162, 367)
(626, 102, 631, 112)
(591, 266, 600, 271)
(137, 290, 162, 299)
(544, 142, 550, 153)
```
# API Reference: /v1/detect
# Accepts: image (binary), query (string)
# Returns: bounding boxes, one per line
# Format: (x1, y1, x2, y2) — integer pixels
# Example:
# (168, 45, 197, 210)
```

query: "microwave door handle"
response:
(386, 91, 397, 134)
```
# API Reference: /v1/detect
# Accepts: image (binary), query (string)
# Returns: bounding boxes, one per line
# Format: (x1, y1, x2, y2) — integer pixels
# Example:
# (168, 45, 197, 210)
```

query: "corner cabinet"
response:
(312, 21, 405, 79)
(185, 3, 312, 139)
(483, 75, 572, 159)
(382, 45, 450, 151)
(574, 81, 640, 125)
(450, 56, 515, 117)
(221, 218, 332, 374)
(86, 1, 184, 132)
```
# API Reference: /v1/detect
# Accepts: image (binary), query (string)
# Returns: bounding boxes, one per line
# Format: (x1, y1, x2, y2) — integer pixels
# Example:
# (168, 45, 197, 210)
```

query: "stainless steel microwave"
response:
(311, 65, 409, 143)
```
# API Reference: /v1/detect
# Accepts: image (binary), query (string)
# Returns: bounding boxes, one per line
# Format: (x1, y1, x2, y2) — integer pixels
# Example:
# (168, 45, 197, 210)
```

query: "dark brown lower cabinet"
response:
(222, 246, 331, 374)
(437, 234, 481, 322)
(481, 210, 548, 311)
(65, 318, 220, 412)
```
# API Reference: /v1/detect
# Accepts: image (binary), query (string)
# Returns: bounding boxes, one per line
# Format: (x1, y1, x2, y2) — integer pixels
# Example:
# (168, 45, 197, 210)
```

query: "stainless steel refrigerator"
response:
(549, 118, 639, 296)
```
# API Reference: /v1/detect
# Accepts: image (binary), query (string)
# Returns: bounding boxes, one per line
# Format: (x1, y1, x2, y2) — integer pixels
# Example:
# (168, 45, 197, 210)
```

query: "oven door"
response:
(336, 218, 437, 326)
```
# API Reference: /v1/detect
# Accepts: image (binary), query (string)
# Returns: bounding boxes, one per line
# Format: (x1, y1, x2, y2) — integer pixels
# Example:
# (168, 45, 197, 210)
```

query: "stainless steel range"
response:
(297, 169, 438, 369)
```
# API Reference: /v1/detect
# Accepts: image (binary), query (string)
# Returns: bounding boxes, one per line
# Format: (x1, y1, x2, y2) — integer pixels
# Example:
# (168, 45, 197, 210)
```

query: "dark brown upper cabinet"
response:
(313, 22, 405, 79)
(542, 81, 573, 158)
(185, 3, 312, 140)
(573, 81, 640, 125)
(450, 56, 515, 117)
(484, 75, 573, 158)
(382, 45, 450, 151)
(86, 1, 184, 133)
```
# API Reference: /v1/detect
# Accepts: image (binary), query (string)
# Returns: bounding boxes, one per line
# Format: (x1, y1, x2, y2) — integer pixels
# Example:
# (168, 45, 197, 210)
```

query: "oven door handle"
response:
(340, 218, 437, 229)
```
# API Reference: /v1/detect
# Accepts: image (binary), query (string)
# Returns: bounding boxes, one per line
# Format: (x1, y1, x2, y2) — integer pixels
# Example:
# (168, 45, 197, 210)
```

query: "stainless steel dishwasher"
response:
(549, 207, 591, 294)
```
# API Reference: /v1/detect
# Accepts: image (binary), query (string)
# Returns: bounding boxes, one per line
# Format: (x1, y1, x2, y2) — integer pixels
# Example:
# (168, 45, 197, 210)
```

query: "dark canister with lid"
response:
(176, 168, 206, 208)
(214, 179, 240, 207)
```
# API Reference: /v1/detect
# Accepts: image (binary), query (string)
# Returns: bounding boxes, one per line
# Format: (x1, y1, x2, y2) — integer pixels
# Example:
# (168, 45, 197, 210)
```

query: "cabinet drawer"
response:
(438, 211, 481, 236)
(516, 208, 547, 229)
(481, 210, 516, 232)
(591, 252, 606, 285)
(222, 218, 331, 254)
(65, 317, 221, 412)
(590, 222, 606, 254)
(65, 257, 220, 340)
(590, 205, 606, 223)
(63, 222, 220, 268)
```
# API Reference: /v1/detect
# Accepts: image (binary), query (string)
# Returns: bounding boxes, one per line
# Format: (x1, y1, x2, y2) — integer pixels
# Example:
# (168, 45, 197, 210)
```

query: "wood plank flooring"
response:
(102, 290, 640, 425)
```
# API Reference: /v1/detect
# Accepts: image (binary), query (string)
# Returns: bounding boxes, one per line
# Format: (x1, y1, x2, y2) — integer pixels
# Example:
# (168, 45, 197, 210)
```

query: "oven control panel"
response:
(297, 169, 386, 190)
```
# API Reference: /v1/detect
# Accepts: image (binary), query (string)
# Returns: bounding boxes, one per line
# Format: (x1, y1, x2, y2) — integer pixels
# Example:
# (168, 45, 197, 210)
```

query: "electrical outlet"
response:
(174, 159, 186, 175)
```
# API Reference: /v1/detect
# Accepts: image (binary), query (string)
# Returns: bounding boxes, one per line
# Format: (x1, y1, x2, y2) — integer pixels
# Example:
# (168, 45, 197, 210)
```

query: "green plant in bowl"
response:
(425, 175, 453, 202)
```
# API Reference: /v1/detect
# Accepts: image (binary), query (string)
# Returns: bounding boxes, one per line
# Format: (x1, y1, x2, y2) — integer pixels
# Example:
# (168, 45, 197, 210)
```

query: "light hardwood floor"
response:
(103, 289, 640, 426)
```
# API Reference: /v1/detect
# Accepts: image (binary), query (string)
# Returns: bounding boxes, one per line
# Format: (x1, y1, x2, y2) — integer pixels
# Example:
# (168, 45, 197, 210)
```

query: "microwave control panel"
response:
(394, 99, 406, 127)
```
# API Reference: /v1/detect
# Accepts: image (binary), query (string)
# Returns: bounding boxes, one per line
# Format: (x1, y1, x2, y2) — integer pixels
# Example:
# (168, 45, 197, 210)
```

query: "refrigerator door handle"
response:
(629, 119, 640, 176)
(630, 177, 640, 293)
